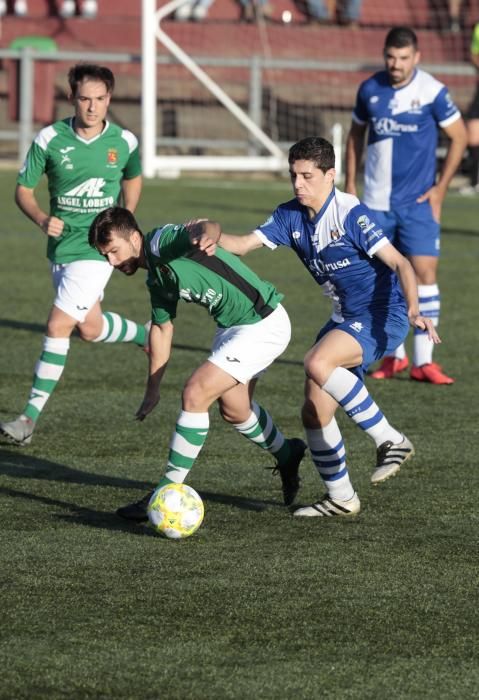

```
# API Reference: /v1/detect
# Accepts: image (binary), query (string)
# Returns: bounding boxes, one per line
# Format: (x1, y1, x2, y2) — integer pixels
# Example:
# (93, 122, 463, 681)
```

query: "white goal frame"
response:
(141, 0, 288, 177)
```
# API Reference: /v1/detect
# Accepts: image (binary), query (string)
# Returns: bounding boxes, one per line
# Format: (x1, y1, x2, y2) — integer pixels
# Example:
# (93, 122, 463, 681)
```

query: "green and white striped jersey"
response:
(18, 118, 141, 263)
(144, 224, 283, 328)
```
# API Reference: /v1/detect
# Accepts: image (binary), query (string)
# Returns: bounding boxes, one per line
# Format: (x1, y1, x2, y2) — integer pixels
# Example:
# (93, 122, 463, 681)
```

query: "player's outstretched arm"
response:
(15, 184, 64, 237)
(375, 242, 441, 344)
(219, 231, 263, 256)
(136, 321, 174, 421)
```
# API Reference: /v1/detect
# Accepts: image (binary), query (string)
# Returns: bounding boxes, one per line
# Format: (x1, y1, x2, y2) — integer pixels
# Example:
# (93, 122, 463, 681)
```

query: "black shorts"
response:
(466, 84, 479, 119)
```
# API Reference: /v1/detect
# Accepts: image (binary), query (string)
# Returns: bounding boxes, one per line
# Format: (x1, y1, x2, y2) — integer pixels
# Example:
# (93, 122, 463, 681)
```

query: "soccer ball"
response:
(147, 483, 204, 539)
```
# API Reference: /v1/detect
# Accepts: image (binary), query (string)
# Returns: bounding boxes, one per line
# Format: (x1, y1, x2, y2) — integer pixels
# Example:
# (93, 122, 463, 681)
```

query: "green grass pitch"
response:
(0, 171, 478, 699)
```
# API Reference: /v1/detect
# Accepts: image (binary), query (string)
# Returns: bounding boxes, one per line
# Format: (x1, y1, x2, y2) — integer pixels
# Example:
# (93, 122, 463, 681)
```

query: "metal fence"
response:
(0, 47, 475, 168)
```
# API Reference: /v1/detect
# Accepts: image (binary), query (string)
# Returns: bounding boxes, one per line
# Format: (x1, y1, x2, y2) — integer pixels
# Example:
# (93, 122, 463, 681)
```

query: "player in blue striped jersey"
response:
(219, 136, 439, 517)
(345, 26, 467, 384)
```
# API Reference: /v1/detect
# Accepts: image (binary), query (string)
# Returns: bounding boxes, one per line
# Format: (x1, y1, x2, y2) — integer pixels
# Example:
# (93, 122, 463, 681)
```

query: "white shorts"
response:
(51, 260, 113, 323)
(208, 304, 291, 384)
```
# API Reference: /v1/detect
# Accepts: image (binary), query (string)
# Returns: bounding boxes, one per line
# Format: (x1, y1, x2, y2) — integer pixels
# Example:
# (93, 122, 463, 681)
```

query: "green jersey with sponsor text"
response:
(17, 118, 141, 263)
(144, 225, 283, 328)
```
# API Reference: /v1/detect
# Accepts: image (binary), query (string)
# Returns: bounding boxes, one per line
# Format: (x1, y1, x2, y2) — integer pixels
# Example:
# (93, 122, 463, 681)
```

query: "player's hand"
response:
(416, 186, 443, 223)
(185, 219, 218, 256)
(135, 393, 160, 421)
(409, 314, 441, 343)
(197, 236, 217, 256)
(41, 216, 65, 238)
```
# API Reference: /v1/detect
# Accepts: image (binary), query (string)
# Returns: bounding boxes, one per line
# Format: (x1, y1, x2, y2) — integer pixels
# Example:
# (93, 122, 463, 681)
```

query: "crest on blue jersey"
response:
(388, 97, 398, 111)
(357, 214, 370, 230)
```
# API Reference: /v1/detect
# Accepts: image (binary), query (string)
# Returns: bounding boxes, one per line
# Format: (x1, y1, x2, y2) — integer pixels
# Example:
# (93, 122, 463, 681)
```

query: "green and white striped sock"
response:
(93, 312, 147, 346)
(158, 411, 210, 488)
(233, 401, 291, 465)
(23, 336, 70, 422)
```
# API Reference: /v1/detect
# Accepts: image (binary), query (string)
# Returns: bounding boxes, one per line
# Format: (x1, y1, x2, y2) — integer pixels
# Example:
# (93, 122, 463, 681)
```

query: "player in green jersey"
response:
(0, 64, 147, 447)
(89, 206, 307, 520)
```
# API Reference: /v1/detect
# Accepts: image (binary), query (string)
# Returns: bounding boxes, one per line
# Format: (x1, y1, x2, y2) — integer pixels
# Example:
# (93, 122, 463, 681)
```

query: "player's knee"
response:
(46, 318, 76, 339)
(182, 380, 211, 413)
(304, 352, 331, 387)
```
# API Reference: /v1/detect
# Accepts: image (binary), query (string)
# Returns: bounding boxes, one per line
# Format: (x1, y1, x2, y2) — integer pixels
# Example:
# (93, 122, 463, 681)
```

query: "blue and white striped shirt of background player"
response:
(254, 188, 407, 332)
(353, 68, 462, 211)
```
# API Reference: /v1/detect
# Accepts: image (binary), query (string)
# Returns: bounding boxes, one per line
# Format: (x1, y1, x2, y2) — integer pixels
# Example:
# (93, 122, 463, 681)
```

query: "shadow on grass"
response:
(0, 320, 303, 366)
(199, 490, 276, 511)
(442, 227, 479, 237)
(0, 449, 278, 532)
(0, 448, 151, 490)
(0, 319, 45, 333)
(0, 484, 156, 537)
(0, 483, 277, 535)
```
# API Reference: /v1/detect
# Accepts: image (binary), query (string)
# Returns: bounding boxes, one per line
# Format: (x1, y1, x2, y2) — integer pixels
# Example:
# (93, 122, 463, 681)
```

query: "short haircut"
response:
(89, 207, 140, 250)
(68, 64, 115, 96)
(288, 136, 335, 173)
(384, 26, 418, 50)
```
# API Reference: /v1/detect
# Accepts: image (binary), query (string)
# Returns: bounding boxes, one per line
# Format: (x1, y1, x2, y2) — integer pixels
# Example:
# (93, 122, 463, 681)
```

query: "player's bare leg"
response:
(0, 300, 149, 447)
(117, 362, 238, 522)
(294, 329, 413, 516)
(219, 379, 306, 506)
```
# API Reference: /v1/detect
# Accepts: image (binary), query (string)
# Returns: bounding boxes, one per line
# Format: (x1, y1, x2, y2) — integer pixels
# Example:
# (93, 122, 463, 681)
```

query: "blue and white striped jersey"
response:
(254, 187, 406, 322)
(352, 68, 461, 210)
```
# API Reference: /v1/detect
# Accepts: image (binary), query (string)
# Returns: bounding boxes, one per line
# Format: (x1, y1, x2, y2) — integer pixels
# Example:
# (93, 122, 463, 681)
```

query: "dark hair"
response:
(288, 136, 335, 173)
(89, 207, 140, 250)
(384, 26, 418, 50)
(68, 64, 115, 96)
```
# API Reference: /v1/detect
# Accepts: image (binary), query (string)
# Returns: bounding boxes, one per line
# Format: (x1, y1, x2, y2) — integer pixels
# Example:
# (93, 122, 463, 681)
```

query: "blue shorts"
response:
(372, 201, 440, 257)
(315, 309, 409, 380)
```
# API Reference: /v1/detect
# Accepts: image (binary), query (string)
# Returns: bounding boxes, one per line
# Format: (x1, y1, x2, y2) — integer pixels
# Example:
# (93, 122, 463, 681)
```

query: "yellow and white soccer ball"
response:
(147, 483, 204, 539)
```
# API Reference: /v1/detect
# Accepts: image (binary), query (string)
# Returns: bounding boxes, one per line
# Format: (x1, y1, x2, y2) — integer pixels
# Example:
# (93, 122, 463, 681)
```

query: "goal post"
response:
(141, 0, 287, 177)
(140, 0, 473, 181)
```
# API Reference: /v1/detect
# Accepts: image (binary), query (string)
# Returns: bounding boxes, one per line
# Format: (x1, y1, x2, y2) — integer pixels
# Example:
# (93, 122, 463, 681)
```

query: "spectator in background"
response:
(460, 22, 479, 195)
(305, 0, 362, 26)
(0, 0, 98, 17)
(175, 0, 215, 21)
(0, 0, 27, 14)
(447, 0, 462, 32)
(238, 0, 274, 23)
(59, 1, 98, 17)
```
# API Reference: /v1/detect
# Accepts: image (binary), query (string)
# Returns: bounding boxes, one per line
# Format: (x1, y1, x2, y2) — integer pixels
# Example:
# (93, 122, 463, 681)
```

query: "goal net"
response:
(141, 0, 476, 178)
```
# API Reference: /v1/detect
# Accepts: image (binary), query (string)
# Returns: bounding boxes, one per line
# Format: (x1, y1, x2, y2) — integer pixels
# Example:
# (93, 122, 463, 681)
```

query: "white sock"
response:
(393, 343, 407, 361)
(93, 312, 145, 344)
(162, 410, 209, 485)
(306, 419, 355, 501)
(322, 367, 403, 447)
(414, 284, 440, 366)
